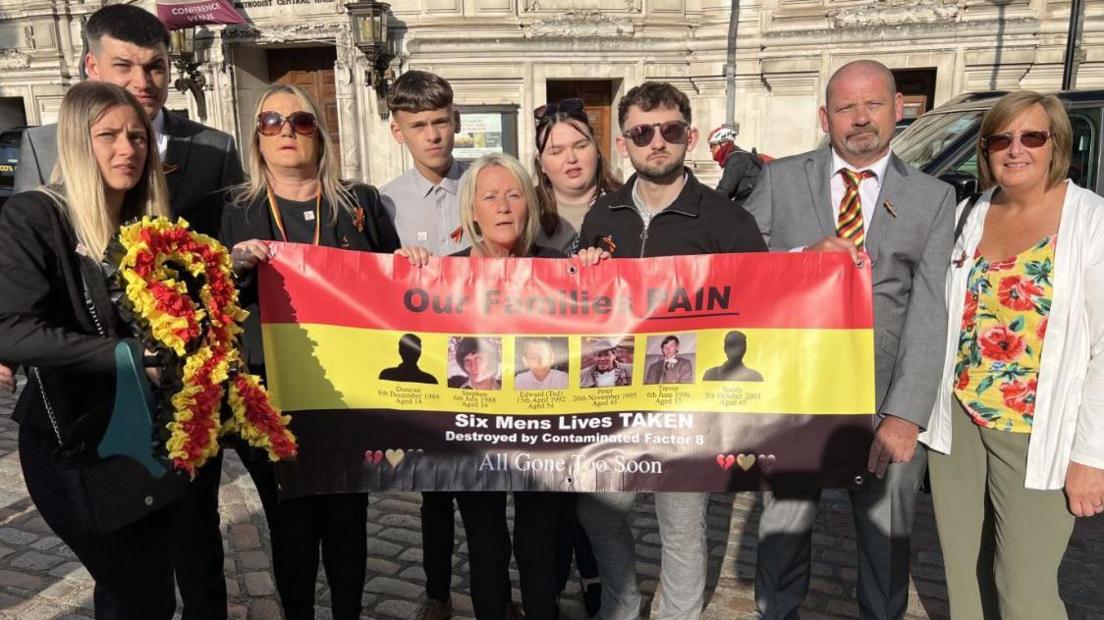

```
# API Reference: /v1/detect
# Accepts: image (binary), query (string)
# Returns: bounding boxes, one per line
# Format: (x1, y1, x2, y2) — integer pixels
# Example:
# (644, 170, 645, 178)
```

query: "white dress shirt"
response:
(151, 111, 168, 160)
(829, 148, 892, 229)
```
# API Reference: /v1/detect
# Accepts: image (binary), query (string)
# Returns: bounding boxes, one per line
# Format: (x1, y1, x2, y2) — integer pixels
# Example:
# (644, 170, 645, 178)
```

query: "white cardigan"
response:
(919, 181, 1104, 490)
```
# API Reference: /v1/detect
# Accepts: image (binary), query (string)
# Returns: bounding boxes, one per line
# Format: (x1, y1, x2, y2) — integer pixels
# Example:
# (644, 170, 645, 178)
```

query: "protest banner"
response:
(258, 244, 876, 498)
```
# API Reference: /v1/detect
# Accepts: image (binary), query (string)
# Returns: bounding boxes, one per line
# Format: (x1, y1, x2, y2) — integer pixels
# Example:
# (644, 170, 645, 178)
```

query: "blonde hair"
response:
(977, 91, 1072, 191)
(232, 84, 355, 220)
(460, 153, 541, 256)
(47, 81, 169, 259)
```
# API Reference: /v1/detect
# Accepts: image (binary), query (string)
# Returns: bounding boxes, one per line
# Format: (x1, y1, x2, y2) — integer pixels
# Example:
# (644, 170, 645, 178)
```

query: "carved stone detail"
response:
(827, 0, 958, 28)
(222, 21, 346, 43)
(523, 10, 635, 38)
(0, 50, 31, 69)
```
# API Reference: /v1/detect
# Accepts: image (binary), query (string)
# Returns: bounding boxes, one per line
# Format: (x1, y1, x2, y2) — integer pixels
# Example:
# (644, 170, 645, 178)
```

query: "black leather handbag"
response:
(28, 255, 189, 536)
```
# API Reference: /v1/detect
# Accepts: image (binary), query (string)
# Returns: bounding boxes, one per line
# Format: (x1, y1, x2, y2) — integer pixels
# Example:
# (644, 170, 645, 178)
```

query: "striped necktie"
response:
(837, 169, 875, 249)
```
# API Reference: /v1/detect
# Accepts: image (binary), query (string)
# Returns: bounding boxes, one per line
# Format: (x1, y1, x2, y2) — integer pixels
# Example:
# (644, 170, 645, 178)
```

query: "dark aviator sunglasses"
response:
(622, 120, 690, 147)
(257, 111, 318, 137)
(981, 130, 1051, 152)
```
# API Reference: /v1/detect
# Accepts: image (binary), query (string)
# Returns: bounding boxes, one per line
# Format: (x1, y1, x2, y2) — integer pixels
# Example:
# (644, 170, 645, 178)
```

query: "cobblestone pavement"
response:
(0, 381, 1101, 619)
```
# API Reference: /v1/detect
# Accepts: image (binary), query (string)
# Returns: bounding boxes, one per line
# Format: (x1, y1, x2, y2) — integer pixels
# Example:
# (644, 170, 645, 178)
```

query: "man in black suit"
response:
(9, 6, 244, 619)
(13, 6, 243, 236)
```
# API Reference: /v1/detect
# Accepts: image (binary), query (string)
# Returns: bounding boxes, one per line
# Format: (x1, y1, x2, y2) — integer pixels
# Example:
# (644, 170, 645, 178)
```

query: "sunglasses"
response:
(622, 121, 690, 147)
(981, 130, 1050, 152)
(534, 98, 586, 122)
(257, 111, 318, 137)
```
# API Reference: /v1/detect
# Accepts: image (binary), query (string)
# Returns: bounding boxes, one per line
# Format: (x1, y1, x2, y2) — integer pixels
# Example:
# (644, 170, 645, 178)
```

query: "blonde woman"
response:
(402, 153, 602, 620)
(0, 82, 174, 618)
(218, 83, 400, 620)
(922, 91, 1104, 618)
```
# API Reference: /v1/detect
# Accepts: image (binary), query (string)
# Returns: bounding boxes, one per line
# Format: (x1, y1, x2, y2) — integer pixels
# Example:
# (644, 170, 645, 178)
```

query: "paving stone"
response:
(365, 575, 423, 599)
(0, 528, 36, 546)
(9, 551, 64, 571)
(373, 598, 421, 618)
(243, 571, 276, 597)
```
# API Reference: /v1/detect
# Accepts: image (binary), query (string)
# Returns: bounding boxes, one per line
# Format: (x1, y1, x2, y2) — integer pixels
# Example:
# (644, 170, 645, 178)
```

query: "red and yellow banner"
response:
(259, 243, 876, 497)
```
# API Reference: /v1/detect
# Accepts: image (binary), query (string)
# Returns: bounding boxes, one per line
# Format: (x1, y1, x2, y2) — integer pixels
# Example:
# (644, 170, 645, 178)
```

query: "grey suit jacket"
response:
(742, 146, 955, 428)
(14, 110, 243, 236)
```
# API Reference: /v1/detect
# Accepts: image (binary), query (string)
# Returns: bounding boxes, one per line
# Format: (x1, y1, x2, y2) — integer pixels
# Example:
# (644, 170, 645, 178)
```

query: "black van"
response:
(0, 126, 27, 207)
(893, 90, 1103, 200)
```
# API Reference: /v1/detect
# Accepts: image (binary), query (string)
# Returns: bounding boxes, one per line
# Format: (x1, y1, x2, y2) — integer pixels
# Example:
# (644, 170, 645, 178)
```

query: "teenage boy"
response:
(381, 69, 468, 256)
(380, 70, 477, 620)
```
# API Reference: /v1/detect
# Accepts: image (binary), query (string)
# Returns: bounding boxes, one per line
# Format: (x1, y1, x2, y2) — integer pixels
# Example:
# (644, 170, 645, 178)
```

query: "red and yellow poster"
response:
(258, 244, 876, 498)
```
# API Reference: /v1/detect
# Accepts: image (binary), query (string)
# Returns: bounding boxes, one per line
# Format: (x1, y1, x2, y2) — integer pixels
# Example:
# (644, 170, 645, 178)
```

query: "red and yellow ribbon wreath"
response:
(106, 216, 297, 475)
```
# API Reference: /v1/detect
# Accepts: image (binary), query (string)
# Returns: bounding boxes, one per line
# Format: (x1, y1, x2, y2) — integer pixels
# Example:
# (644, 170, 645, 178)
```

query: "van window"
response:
(1067, 113, 1097, 189)
(894, 110, 984, 170)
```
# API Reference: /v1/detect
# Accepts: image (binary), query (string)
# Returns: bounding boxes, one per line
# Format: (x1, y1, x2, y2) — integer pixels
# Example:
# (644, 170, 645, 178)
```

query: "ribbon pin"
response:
(883, 200, 897, 218)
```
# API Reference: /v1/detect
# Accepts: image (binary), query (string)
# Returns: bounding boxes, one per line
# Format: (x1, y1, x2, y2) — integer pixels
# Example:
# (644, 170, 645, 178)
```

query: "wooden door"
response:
(267, 47, 341, 165)
(547, 81, 614, 162)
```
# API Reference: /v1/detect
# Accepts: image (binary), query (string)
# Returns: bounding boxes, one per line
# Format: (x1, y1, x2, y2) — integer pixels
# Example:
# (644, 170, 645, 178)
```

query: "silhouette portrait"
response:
(644, 334, 695, 385)
(514, 337, 569, 390)
(378, 333, 439, 385)
(702, 330, 763, 382)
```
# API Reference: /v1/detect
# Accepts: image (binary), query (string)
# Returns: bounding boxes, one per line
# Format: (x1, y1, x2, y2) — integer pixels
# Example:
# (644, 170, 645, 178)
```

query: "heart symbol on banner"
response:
(364, 450, 384, 465)
(736, 454, 757, 471)
(757, 454, 777, 473)
(716, 454, 736, 470)
(385, 449, 405, 467)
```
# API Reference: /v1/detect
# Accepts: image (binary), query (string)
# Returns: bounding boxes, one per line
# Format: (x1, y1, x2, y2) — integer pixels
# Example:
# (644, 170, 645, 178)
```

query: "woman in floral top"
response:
(953, 234, 1055, 432)
(919, 91, 1104, 620)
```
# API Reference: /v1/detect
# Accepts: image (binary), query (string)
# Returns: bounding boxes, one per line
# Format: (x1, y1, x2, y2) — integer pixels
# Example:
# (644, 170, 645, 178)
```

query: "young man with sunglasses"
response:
(575, 81, 765, 620)
(742, 60, 955, 620)
(9, 6, 243, 620)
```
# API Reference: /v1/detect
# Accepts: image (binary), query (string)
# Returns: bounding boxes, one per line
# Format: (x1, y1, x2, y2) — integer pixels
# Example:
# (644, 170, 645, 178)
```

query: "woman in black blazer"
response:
(218, 83, 399, 620)
(0, 82, 175, 618)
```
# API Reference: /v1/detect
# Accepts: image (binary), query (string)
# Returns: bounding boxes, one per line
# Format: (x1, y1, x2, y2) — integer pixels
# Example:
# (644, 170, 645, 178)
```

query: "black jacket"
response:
(579, 169, 767, 257)
(716, 148, 764, 206)
(219, 183, 401, 369)
(0, 190, 135, 445)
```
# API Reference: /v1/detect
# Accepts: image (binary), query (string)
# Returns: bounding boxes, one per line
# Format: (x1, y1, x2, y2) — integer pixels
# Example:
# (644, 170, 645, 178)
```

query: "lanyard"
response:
(267, 188, 321, 245)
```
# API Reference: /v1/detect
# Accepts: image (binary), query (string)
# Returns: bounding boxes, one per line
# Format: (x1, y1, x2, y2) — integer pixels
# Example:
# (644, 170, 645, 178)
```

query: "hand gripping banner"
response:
(258, 244, 876, 498)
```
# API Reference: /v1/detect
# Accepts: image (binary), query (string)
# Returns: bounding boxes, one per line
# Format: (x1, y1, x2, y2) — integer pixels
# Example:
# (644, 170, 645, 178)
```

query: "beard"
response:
(839, 127, 884, 158)
(632, 152, 685, 182)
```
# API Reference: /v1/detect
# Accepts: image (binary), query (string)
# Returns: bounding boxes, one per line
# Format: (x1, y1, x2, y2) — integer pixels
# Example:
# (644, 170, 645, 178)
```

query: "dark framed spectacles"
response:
(622, 120, 689, 147)
(534, 98, 586, 122)
(981, 130, 1051, 152)
(257, 111, 318, 137)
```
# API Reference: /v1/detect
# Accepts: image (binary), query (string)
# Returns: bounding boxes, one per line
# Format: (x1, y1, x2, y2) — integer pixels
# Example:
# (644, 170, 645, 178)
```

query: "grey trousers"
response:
(577, 492, 709, 620)
(929, 398, 1074, 620)
(755, 450, 927, 620)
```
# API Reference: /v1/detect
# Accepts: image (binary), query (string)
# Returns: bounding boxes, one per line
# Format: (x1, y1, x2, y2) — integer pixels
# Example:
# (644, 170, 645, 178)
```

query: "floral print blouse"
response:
(953, 235, 1056, 433)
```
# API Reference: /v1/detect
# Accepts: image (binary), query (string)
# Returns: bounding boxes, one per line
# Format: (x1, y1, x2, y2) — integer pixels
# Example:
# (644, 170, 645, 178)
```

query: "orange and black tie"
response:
(837, 169, 875, 249)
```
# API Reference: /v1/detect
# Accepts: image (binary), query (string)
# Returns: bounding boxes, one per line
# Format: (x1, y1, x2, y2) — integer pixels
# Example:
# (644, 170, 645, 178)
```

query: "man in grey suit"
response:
(742, 60, 954, 620)
(10, 6, 243, 619)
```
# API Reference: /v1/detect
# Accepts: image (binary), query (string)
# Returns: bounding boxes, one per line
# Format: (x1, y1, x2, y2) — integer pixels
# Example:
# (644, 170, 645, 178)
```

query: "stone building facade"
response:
(1, 0, 1102, 186)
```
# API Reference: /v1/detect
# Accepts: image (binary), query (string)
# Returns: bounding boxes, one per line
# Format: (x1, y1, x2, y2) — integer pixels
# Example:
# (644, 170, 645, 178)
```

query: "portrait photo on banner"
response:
(513, 336, 570, 391)
(579, 336, 635, 389)
(447, 336, 503, 390)
(643, 333, 697, 386)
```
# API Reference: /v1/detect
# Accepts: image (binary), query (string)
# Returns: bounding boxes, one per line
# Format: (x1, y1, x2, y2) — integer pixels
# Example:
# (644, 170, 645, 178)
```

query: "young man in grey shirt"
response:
(380, 70, 468, 256)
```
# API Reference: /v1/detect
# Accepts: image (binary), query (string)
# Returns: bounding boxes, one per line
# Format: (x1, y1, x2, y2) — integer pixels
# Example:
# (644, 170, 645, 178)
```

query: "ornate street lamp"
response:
(169, 28, 208, 121)
(346, 1, 396, 119)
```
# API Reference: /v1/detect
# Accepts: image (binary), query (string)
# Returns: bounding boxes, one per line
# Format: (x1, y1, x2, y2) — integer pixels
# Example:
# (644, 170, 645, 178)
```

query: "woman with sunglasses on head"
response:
(532, 98, 623, 256)
(0, 82, 175, 618)
(921, 91, 1104, 619)
(217, 83, 400, 620)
